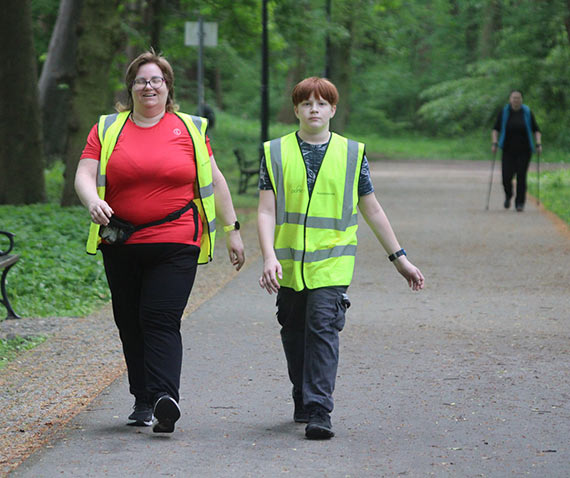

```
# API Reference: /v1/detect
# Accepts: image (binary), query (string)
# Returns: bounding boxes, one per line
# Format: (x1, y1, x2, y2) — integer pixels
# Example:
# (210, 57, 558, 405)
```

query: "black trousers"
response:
(502, 150, 532, 207)
(276, 286, 349, 413)
(101, 243, 199, 404)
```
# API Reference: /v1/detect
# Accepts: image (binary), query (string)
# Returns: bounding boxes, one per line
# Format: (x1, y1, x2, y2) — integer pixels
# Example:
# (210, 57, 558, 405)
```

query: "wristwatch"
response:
(388, 248, 406, 262)
(223, 221, 241, 232)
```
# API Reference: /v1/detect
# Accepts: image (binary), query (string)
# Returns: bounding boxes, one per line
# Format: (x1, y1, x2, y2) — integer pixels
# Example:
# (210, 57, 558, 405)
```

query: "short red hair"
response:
(292, 77, 339, 107)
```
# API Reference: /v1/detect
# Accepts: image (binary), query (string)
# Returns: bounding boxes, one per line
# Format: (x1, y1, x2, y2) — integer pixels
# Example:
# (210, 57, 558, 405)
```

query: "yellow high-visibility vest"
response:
(264, 132, 364, 291)
(85, 111, 216, 264)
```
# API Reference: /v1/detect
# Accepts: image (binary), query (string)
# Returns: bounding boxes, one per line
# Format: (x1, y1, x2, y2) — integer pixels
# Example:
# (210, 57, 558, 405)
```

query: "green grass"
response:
(354, 132, 569, 164)
(0, 203, 111, 317)
(528, 169, 570, 224)
(0, 335, 46, 369)
(355, 132, 490, 161)
(1, 156, 110, 318)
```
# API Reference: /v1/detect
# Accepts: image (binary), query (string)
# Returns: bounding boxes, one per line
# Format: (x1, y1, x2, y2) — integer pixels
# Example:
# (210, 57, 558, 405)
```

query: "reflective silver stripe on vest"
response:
(201, 181, 215, 231)
(200, 182, 214, 198)
(271, 137, 360, 231)
(269, 138, 286, 224)
(281, 210, 358, 230)
(340, 139, 360, 226)
(275, 244, 357, 262)
(96, 170, 106, 188)
(191, 115, 203, 132)
(306, 213, 358, 229)
(102, 113, 119, 138)
(96, 113, 120, 188)
(283, 211, 304, 225)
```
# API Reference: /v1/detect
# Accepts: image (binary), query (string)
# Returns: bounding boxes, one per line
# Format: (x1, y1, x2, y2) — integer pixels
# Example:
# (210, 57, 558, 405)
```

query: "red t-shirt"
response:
(81, 112, 214, 245)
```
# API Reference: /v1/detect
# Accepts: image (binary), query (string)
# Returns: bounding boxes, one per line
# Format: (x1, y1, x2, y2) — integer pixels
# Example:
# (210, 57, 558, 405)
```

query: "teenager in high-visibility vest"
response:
(491, 89, 542, 212)
(75, 50, 245, 434)
(257, 77, 424, 440)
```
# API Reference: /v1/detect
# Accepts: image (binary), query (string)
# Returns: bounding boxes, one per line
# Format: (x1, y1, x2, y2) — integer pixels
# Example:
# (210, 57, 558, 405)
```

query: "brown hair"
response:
(291, 77, 339, 107)
(116, 49, 178, 113)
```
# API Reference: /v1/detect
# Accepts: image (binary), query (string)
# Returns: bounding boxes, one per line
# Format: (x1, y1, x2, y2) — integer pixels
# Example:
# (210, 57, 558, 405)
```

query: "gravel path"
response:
(2, 159, 569, 477)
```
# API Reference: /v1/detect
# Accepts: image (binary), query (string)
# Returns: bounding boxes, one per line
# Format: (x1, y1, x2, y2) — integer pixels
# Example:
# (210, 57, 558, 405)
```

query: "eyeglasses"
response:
(132, 76, 165, 90)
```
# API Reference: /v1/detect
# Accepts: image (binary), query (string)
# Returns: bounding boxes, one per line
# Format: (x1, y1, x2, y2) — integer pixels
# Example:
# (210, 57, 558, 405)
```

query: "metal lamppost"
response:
(260, 0, 269, 147)
(184, 17, 218, 116)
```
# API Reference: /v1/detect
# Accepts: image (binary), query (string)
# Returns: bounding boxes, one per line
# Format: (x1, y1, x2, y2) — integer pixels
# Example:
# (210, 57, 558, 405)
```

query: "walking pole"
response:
(485, 150, 497, 210)
(536, 150, 541, 205)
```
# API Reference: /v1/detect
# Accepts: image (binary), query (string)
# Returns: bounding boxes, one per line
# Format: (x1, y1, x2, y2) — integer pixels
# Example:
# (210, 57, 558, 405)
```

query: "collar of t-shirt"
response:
(296, 132, 331, 195)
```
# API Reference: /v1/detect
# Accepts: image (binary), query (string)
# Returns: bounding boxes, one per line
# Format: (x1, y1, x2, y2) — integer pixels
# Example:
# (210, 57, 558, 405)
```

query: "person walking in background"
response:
(257, 77, 424, 440)
(492, 90, 542, 212)
(74, 50, 245, 434)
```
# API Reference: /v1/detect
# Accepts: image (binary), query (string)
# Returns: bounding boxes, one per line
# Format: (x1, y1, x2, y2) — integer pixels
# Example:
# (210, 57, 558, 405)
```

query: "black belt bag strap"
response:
(99, 200, 198, 245)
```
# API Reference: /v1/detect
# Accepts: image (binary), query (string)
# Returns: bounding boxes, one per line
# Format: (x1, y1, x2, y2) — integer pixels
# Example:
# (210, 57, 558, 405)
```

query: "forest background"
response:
(0, 0, 569, 332)
(1, 0, 569, 205)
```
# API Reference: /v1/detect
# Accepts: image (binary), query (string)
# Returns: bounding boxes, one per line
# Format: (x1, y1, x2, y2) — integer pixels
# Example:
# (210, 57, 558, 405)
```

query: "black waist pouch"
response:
(99, 216, 136, 245)
(99, 200, 197, 246)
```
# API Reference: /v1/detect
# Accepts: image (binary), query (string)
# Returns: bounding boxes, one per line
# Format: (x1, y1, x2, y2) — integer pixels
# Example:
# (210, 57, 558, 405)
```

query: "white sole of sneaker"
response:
(127, 417, 154, 427)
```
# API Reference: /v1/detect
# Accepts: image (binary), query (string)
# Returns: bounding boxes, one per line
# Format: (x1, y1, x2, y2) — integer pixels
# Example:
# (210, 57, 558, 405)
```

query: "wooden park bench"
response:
(0, 230, 20, 319)
(233, 148, 259, 194)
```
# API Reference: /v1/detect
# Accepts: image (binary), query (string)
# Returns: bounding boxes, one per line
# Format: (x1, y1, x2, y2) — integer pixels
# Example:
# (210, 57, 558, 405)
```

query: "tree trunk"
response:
(38, 0, 84, 163)
(329, 41, 351, 133)
(147, 0, 163, 51)
(114, 1, 144, 108)
(60, 0, 123, 206)
(478, 0, 501, 59)
(0, 0, 46, 204)
(276, 48, 306, 125)
(463, 3, 479, 62)
(328, 11, 354, 134)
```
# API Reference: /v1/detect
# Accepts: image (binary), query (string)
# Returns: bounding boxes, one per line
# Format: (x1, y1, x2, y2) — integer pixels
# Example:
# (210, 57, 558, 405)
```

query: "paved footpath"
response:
(9, 160, 570, 478)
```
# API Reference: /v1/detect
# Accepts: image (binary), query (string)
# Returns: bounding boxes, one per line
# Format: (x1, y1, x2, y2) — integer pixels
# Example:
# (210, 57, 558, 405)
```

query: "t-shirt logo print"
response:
(173, 128, 182, 136)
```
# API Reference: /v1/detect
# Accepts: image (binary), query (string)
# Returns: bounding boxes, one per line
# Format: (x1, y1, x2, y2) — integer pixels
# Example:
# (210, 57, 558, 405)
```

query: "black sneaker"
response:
(305, 406, 334, 439)
(516, 204, 524, 212)
(127, 399, 153, 426)
(504, 197, 511, 209)
(152, 395, 181, 433)
(293, 396, 309, 423)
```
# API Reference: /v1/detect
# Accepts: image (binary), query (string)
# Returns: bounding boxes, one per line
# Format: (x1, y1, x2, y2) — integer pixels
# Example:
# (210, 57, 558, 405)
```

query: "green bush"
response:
(0, 203, 110, 318)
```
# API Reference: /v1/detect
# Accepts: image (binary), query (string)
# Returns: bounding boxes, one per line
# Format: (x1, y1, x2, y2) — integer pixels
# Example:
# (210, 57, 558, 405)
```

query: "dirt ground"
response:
(1, 159, 568, 477)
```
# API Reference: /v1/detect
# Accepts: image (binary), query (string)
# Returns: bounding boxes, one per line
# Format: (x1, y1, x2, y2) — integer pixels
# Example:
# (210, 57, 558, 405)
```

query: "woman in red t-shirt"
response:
(75, 50, 245, 434)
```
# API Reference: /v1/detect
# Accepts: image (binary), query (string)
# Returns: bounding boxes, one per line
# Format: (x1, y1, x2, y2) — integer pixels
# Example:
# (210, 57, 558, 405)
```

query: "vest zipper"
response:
(296, 133, 332, 290)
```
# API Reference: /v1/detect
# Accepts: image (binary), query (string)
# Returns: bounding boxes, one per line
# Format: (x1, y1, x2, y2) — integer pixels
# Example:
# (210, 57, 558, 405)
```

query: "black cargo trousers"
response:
(276, 286, 350, 413)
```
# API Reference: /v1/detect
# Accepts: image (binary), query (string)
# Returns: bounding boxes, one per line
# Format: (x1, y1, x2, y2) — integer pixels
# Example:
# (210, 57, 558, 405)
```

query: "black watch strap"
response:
(388, 248, 406, 262)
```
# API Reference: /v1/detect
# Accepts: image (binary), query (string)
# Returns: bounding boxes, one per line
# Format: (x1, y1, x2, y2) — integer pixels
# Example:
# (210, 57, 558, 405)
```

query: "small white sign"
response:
(185, 22, 218, 47)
